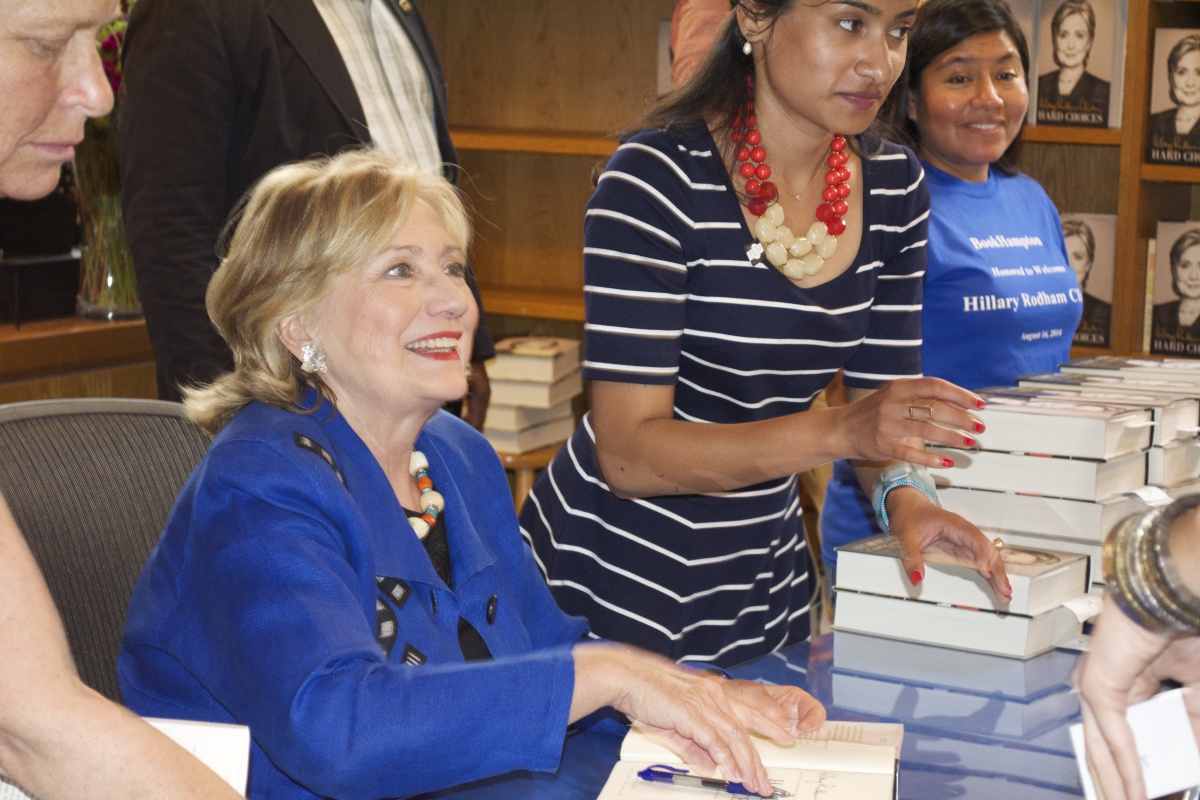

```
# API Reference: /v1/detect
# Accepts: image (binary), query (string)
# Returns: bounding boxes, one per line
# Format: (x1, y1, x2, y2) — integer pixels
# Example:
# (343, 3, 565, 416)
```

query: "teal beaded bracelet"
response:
(872, 463, 941, 535)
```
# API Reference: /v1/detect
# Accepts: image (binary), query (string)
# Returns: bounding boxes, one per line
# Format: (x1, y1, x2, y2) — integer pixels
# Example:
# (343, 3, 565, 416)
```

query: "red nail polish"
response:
(941, 457, 954, 468)
(963, 436, 976, 447)
(974, 420, 985, 434)
(975, 398, 986, 408)
(910, 570, 923, 585)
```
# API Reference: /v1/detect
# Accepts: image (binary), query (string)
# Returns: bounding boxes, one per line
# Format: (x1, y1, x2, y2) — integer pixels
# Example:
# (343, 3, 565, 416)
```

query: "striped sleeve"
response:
(842, 147, 929, 388)
(582, 133, 721, 384)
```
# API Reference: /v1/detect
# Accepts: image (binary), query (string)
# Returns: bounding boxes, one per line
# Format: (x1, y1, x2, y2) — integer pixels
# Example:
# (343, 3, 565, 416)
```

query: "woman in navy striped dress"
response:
(520, 0, 1012, 668)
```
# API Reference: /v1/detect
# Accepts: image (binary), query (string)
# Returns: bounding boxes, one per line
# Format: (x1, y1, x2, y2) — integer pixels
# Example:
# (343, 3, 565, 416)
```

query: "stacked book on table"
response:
(482, 337, 581, 454)
(930, 379, 1172, 589)
(833, 533, 1092, 658)
(1058, 356, 1200, 493)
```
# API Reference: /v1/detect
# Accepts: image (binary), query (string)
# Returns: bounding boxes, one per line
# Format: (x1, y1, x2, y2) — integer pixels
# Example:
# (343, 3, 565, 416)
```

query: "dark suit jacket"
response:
(119, 0, 494, 401)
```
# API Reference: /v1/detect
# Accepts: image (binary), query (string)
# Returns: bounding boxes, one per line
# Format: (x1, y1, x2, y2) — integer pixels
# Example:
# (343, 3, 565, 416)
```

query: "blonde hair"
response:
(184, 149, 472, 435)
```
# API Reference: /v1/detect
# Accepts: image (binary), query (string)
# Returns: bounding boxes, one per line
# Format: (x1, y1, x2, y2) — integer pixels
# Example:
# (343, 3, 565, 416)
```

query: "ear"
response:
(276, 312, 313, 363)
(736, 2, 768, 44)
(907, 89, 919, 123)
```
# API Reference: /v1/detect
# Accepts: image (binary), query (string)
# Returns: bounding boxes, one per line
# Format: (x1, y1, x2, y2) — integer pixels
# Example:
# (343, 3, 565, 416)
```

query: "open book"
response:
(0, 717, 250, 799)
(597, 720, 903, 799)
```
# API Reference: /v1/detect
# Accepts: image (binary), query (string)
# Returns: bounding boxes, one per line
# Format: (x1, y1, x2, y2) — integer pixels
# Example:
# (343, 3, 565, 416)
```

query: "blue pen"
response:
(636, 764, 792, 798)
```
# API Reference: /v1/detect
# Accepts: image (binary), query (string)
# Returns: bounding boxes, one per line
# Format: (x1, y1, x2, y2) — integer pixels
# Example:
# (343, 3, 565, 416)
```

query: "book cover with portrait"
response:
(1002, 0, 1039, 125)
(1150, 221, 1200, 358)
(1147, 29, 1200, 165)
(1034, 0, 1124, 128)
(1061, 213, 1115, 348)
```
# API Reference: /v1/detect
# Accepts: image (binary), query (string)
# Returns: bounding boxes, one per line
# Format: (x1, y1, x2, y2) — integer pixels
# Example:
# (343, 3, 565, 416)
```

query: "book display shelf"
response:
(6, 0, 1191, 398)
(425, 0, 1197, 361)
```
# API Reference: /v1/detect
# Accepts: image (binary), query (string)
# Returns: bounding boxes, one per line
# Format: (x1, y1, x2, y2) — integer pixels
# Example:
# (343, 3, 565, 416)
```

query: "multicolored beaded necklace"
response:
(408, 450, 444, 540)
(732, 76, 852, 280)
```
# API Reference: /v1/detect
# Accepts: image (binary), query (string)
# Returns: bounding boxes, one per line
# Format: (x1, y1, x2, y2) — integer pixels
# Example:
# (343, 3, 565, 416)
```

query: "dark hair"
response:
(890, 0, 1029, 176)
(626, 1, 897, 159)
(1061, 218, 1095, 285)
(1169, 228, 1200, 297)
(1167, 34, 1200, 106)
(1049, 0, 1096, 69)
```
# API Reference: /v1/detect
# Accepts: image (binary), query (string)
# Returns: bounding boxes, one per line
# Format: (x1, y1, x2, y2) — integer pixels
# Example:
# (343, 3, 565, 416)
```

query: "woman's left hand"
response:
(885, 487, 1011, 603)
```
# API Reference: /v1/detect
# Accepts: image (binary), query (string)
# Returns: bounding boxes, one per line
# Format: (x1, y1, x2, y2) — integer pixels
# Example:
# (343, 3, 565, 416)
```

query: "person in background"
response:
(1077, 495, 1200, 800)
(1148, 34, 1200, 152)
(1036, 0, 1110, 125)
(117, 0, 493, 427)
(1064, 218, 1112, 343)
(670, 0, 730, 87)
(119, 150, 826, 800)
(821, 0, 1083, 585)
(0, 1, 242, 797)
(1152, 227, 1200, 343)
(520, 0, 1010, 670)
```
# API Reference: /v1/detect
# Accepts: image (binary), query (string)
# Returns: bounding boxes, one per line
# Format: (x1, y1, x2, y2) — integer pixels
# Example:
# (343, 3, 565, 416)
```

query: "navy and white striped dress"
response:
(519, 123, 929, 668)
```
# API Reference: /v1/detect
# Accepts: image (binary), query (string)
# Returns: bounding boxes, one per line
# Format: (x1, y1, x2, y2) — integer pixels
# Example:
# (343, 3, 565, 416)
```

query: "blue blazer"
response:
(120, 400, 586, 799)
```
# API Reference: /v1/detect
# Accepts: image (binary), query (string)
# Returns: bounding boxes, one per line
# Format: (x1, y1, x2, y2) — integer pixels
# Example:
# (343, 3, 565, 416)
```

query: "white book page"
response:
(620, 722, 899, 775)
(145, 718, 250, 796)
(0, 775, 37, 800)
(598, 760, 895, 800)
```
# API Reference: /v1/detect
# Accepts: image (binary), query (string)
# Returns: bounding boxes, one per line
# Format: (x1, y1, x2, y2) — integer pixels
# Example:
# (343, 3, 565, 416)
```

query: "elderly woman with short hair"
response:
(118, 149, 824, 800)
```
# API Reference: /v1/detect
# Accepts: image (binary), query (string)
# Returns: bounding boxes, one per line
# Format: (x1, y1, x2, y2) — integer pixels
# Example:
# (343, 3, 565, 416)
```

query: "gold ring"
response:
(908, 403, 934, 420)
(993, 537, 1005, 550)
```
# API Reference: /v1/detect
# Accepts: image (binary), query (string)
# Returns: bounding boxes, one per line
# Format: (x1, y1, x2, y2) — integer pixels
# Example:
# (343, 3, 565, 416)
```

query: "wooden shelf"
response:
(1140, 163, 1200, 183)
(0, 317, 153, 382)
(451, 127, 617, 157)
(480, 287, 584, 322)
(1022, 125, 1122, 146)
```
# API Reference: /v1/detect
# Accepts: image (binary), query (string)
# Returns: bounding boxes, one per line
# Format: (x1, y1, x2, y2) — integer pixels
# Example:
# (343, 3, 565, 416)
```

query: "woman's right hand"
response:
(1076, 595, 1200, 800)
(838, 378, 984, 469)
(570, 643, 825, 797)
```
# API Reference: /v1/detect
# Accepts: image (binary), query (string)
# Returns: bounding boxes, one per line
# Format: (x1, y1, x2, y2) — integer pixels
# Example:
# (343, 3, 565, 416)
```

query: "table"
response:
(428, 631, 1086, 799)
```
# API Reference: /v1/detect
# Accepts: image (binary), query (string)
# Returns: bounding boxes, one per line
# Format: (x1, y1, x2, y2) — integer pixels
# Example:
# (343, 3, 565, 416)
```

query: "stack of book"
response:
(1059, 356, 1200, 492)
(929, 384, 1166, 588)
(482, 337, 581, 454)
(833, 534, 1091, 658)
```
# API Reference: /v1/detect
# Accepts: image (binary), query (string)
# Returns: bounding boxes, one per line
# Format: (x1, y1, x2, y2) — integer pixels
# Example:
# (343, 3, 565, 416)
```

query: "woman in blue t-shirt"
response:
(822, 0, 1083, 583)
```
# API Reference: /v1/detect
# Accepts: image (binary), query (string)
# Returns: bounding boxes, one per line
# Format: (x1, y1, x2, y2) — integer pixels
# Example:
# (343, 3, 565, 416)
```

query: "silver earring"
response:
(743, 40, 752, 56)
(301, 341, 328, 374)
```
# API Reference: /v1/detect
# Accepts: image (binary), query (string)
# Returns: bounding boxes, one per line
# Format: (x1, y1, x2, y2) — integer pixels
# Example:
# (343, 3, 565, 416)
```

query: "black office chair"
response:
(0, 398, 209, 702)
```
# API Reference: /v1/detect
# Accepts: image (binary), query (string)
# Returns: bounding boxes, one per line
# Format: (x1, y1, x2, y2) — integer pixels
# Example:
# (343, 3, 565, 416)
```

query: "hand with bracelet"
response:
(1075, 496, 1200, 800)
(848, 382, 1012, 603)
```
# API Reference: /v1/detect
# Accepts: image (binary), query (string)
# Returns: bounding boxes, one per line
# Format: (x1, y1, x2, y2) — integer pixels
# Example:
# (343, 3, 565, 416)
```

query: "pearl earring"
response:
(743, 40, 752, 56)
(301, 341, 328, 374)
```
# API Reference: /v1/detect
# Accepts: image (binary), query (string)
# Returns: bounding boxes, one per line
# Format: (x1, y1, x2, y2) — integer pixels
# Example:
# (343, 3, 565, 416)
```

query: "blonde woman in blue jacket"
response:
(119, 150, 824, 800)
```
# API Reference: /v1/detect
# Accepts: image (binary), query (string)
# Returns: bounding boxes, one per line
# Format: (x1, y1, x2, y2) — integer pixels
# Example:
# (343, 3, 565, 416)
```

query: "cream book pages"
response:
(598, 721, 902, 800)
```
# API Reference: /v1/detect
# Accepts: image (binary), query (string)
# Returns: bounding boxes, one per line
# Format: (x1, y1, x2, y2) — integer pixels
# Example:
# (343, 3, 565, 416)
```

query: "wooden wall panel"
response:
(424, 0, 677, 133)
(1019, 143, 1120, 215)
(0, 362, 156, 404)
(460, 150, 601, 296)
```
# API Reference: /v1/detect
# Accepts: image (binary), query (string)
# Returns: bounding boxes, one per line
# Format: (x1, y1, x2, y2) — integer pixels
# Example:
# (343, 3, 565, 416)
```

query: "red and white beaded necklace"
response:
(407, 450, 444, 540)
(731, 76, 852, 280)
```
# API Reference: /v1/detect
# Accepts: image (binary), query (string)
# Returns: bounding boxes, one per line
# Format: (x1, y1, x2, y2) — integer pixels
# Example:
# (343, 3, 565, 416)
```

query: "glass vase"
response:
(74, 117, 141, 321)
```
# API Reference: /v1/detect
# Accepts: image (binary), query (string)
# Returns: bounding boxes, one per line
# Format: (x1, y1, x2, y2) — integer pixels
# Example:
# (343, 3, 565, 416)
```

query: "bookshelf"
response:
(423, 0, 676, 326)
(425, 0, 1194, 357)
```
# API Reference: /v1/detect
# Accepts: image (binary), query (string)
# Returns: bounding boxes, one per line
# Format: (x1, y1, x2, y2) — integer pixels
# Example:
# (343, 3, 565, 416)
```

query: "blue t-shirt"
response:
(821, 162, 1082, 574)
